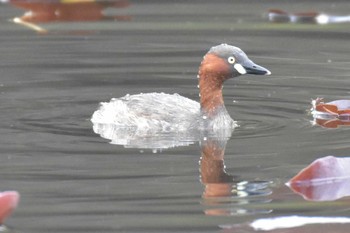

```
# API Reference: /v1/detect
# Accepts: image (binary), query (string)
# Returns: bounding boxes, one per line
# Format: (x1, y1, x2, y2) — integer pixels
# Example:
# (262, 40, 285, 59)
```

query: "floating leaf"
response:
(288, 156, 350, 201)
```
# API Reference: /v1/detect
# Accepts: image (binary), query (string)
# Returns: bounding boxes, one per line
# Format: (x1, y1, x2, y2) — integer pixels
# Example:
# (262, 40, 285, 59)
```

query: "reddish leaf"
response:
(288, 156, 350, 201)
(315, 104, 338, 115)
(0, 191, 20, 224)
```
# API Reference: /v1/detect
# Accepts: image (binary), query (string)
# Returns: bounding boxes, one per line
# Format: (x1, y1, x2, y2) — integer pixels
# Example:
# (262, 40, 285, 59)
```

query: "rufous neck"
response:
(199, 74, 225, 116)
(198, 54, 229, 116)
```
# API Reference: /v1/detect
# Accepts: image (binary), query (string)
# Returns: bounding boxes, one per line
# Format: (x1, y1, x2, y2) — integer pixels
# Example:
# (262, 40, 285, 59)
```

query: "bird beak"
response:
(241, 59, 271, 75)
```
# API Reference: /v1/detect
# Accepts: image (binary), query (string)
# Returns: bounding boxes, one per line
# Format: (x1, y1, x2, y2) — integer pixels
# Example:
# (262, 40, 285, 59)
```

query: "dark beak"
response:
(243, 60, 271, 75)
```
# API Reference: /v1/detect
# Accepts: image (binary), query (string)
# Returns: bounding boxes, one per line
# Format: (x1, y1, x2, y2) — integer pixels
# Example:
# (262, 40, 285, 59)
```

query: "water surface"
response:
(1, 0, 350, 232)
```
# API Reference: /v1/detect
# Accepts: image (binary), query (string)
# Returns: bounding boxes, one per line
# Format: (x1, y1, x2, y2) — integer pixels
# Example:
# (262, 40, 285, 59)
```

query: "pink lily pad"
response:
(0, 191, 20, 224)
(312, 99, 350, 127)
(287, 156, 350, 201)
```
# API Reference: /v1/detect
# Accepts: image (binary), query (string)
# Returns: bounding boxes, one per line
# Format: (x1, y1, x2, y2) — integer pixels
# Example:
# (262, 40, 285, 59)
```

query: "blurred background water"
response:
(1, 0, 350, 232)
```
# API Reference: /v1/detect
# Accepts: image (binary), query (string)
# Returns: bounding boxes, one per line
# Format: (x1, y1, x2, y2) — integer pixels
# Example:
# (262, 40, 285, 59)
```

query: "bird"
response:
(91, 44, 271, 147)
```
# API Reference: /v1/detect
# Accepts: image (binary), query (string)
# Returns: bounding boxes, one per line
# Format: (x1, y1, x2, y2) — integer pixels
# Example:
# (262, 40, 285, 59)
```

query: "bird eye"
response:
(227, 56, 236, 64)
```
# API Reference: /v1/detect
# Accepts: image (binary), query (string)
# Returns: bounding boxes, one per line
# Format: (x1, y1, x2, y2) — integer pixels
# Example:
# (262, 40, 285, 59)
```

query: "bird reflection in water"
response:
(199, 137, 272, 216)
(94, 120, 273, 216)
(7, 0, 131, 33)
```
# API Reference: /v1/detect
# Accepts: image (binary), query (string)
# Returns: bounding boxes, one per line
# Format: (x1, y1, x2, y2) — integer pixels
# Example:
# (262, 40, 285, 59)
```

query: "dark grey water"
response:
(1, 0, 350, 232)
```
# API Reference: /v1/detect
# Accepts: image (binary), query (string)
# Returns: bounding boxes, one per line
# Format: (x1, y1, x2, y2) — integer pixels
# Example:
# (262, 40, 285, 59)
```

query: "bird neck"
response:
(198, 54, 229, 117)
(199, 74, 225, 116)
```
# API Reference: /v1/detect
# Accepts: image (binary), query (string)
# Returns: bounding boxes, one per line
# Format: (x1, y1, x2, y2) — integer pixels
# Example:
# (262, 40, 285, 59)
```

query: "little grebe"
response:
(91, 44, 271, 133)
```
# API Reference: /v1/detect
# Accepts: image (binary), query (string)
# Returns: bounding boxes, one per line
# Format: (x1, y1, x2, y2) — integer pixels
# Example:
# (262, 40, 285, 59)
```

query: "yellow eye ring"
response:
(227, 56, 236, 64)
